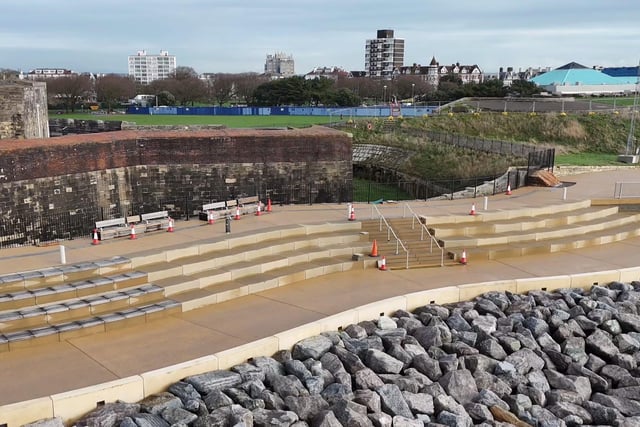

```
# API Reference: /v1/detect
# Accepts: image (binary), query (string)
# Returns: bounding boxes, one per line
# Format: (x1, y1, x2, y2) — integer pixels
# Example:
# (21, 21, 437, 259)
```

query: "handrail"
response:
(614, 181, 640, 199)
(371, 204, 410, 269)
(403, 203, 445, 267)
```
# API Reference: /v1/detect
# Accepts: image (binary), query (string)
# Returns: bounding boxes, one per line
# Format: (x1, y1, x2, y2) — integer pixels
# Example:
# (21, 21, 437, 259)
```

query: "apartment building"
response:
(265, 53, 295, 78)
(365, 29, 405, 79)
(127, 50, 177, 85)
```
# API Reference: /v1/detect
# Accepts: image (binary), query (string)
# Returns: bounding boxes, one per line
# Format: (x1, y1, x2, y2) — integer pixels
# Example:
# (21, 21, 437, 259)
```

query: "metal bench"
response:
(199, 202, 227, 222)
(95, 218, 129, 240)
(140, 211, 169, 232)
(238, 196, 261, 215)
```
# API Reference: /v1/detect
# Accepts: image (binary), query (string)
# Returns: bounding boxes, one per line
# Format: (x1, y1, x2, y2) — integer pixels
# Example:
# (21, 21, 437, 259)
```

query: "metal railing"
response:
(403, 204, 445, 267)
(370, 204, 410, 269)
(614, 182, 640, 199)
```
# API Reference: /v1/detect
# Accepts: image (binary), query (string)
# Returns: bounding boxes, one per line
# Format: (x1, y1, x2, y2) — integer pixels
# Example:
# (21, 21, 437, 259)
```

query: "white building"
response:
(365, 29, 405, 79)
(128, 50, 177, 85)
(264, 53, 295, 78)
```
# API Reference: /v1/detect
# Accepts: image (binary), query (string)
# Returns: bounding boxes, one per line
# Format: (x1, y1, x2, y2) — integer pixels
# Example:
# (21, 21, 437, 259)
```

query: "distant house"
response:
(304, 67, 350, 81)
(530, 62, 637, 95)
(397, 57, 483, 87)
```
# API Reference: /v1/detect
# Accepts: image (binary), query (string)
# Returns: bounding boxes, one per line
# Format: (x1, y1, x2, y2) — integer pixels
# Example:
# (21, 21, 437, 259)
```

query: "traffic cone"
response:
(370, 239, 379, 257)
(460, 249, 467, 265)
(129, 224, 137, 240)
(255, 203, 262, 216)
(91, 229, 100, 245)
(469, 204, 476, 216)
(378, 256, 387, 271)
(167, 217, 174, 232)
(349, 206, 356, 221)
(506, 184, 512, 195)
(208, 211, 215, 225)
(266, 198, 272, 213)
(234, 206, 241, 220)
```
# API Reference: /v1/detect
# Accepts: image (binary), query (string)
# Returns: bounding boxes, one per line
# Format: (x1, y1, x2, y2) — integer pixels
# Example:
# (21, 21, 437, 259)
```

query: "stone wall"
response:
(0, 80, 49, 139)
(0, 127, 352, 244)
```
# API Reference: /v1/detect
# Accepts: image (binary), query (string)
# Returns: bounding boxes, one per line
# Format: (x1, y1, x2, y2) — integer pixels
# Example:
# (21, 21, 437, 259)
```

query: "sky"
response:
(2, 0, 640, 76)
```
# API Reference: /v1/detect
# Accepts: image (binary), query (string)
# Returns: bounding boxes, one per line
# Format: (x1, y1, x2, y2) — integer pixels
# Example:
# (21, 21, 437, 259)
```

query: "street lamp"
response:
(411, 83, 415, 116)
(383, 85, 387, 104)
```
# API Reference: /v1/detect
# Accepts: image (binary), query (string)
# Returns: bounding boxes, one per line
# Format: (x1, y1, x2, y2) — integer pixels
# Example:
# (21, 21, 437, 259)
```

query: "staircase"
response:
(0, 222, 370, 351)
(426, 200, 640, 261)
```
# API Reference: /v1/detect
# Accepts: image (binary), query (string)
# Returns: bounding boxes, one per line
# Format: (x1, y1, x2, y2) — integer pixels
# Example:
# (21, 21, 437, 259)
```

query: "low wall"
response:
(3, 265, 640, 426)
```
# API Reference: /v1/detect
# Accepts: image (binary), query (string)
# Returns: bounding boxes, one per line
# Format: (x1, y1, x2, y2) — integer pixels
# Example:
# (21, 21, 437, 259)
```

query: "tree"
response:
(234, 73, 269, 105)
(0, 69, 19, 81)
(45, 74, 92, 112)
(163, 66, 207, 106)
(510, 79, 541, 97)
(95, 74, 136, 112)
(206, 73, 235, 106)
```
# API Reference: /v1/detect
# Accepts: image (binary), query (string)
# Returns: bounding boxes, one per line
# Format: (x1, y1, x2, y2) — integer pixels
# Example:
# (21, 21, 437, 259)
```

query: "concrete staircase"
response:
(0, 222, 369, 351)
(360, 217, 456, 270)
(425, 200, 640, 261)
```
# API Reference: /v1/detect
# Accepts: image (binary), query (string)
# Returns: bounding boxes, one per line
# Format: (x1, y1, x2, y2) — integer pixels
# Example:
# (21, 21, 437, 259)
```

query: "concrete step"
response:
(171, 255, 368, 312)
(0, 299, 181, 352)
(0, 282, 167, 334)
(155, 242, 371, 297)
(0, 271, 149, 312)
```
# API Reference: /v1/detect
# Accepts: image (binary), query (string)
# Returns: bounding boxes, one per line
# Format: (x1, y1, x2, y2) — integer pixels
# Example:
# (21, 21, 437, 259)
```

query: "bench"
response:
(95, 218, 129, 240)
(199, 202, 227, 222)
(140, 211, 170, 232)
(238, 196, 261, 215)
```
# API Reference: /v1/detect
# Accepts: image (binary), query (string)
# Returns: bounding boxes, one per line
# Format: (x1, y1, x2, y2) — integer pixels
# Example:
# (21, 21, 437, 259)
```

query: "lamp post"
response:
(411, 83, 415, 116)
(383, 85, 387, 104)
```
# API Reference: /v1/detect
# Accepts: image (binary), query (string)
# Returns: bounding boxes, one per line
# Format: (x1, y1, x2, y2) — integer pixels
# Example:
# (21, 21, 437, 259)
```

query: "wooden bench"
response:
(140, 211, 170, 232)
(95, 218, 129, 240)
(238, 196, 261, 215)
(199, 202, 227, 222)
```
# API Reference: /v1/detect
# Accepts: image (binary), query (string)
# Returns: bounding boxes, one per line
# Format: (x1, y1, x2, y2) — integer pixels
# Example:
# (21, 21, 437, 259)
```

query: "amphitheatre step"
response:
(171, 254, 366, 311)
(440, 211, 640, 249)
(0, 282, 166, 334)
(0, 256, 132, 293)
(139, 231, 366, 283)
(448, 221, 640, 261)
(154, 242, 370, 296)
(0, 271, 148, 312)
(424, 206, 622, 238)
(0, 299, 180, 352)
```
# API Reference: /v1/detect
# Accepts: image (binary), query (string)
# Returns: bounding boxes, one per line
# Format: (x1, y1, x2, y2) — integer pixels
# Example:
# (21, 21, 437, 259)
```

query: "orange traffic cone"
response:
(370, 239, 379, 257)
(460, 249, 467, 265)
(91, 229, 100, 245)
(378, 256, 387, 271)
(255, 203, 262, 216)
(266, 198, 272, 213)
(208, 211, 215, 225)
(129, 224, 137, 240)
(469, 204, 476, 216)
(349, 206, 356, 221)
(506, 184, 512, 195)
(234, 206, 241, 220)
(167, 217, 174, 232)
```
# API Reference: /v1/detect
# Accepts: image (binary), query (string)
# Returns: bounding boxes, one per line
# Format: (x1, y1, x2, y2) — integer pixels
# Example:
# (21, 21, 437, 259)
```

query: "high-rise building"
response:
(128, 50, 177, 85)
(264, 53, 295, 78)
(365, 29, 405, 79)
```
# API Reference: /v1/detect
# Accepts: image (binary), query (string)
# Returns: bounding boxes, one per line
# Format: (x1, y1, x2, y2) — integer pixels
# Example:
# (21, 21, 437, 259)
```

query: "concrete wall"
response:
(3, 266, 640, 426)
(0, 80, 49, 140)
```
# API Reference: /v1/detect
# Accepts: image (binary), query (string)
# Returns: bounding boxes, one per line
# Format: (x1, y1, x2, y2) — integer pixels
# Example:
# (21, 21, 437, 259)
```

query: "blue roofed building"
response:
(530, 62, 638, 95)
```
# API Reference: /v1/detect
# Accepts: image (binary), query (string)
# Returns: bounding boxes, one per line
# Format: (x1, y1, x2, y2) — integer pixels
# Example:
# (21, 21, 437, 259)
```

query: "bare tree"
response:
(206, 73, 236, 106)
(95, 74, 136, 112)
(45, 74, 92, 112)
(168, 66, 206, 106)
(234, 73, 269, 105)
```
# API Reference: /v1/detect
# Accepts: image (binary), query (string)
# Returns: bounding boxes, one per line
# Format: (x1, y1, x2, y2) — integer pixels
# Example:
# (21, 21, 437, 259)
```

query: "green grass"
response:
(555, 152, 637, 166)
(54, 113, 335, 128)
(353, 178, 413, 202)
(590, 97, 636, 107)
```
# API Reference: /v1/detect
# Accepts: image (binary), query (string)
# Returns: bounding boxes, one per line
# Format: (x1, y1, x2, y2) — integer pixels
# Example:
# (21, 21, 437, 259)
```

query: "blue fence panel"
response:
(126, 105, 438, 117)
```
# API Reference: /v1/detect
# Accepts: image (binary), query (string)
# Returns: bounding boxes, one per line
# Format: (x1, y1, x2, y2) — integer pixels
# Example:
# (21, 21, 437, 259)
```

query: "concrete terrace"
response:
(0, 167, 639, 416)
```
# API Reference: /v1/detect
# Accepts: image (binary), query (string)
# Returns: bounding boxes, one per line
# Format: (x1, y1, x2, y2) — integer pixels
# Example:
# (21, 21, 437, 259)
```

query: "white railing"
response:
(614, 182, 640, 199)
(403, 204, 445, 267)
(371, 204, 409, 269)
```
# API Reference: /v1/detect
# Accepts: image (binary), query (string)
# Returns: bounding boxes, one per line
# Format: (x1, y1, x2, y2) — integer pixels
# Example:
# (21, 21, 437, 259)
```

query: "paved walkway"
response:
(0, 168, 639, 406)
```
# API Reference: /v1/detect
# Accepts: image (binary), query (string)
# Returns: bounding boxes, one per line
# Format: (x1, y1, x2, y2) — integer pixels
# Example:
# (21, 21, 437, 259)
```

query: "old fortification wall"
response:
(0, 80, 49, 139)
(0, 127, 352, 245)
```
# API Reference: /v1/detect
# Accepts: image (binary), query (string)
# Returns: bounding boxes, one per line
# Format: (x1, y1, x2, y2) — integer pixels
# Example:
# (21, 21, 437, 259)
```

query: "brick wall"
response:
(0, 127, 352, 244)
